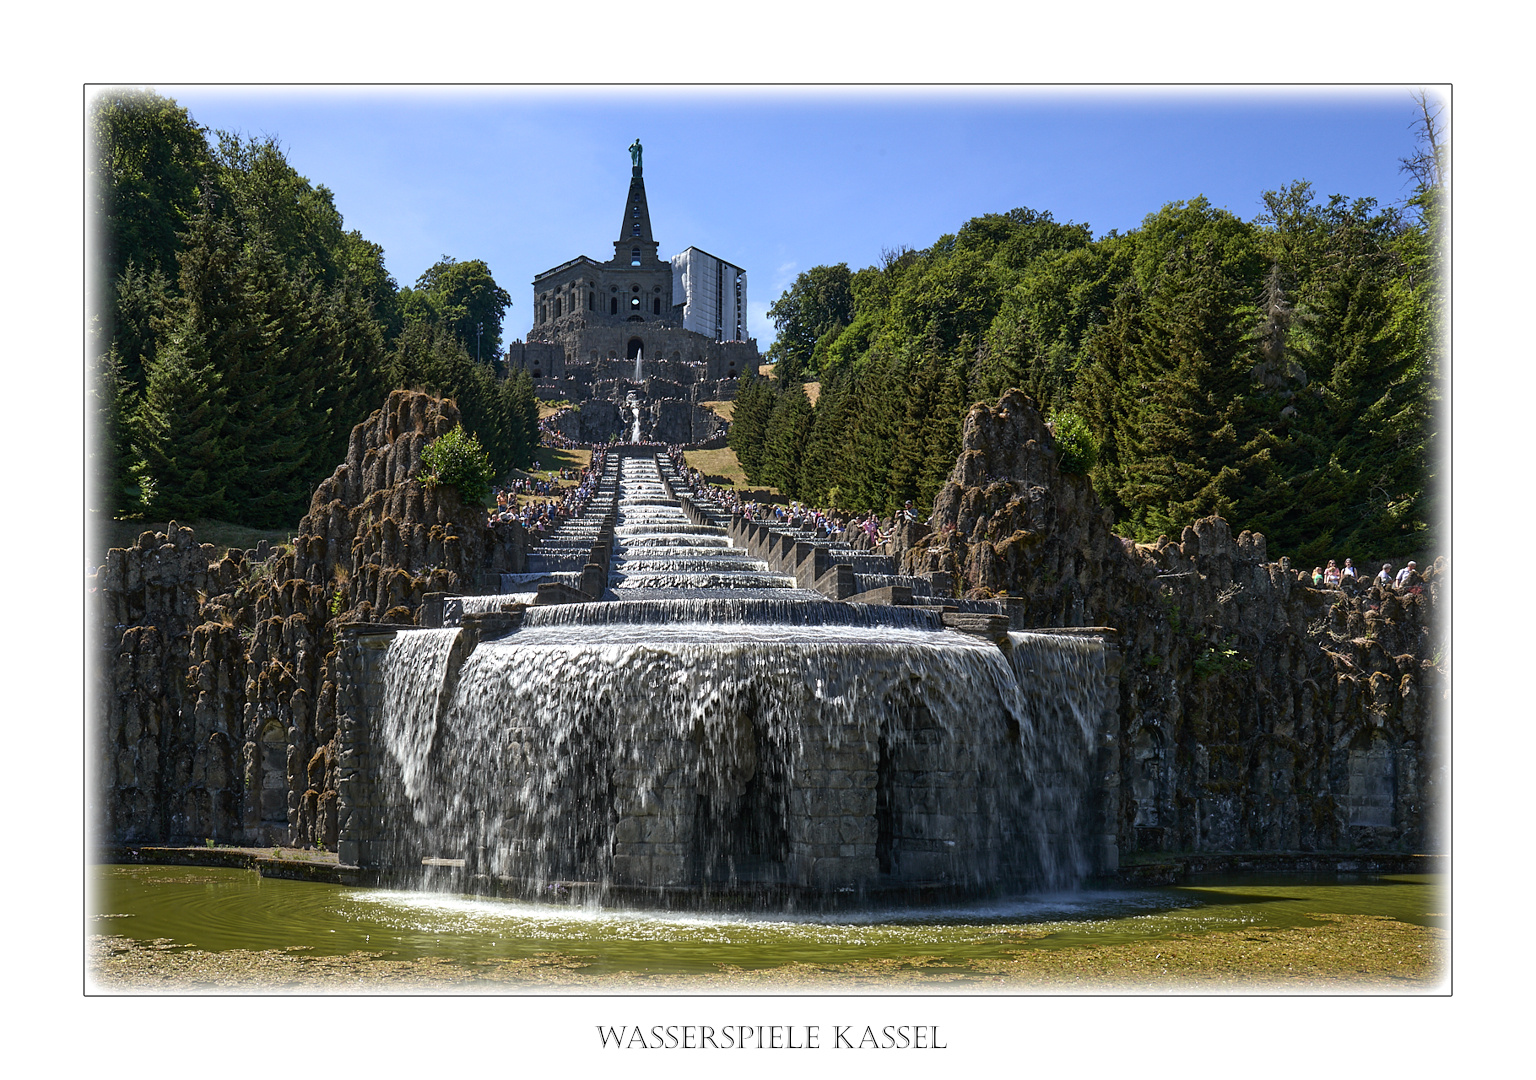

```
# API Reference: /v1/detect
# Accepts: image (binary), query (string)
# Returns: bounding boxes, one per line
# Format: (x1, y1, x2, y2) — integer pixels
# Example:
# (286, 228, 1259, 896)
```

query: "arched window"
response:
(610, 297, 618, 315)
(653, 298, 661, 315)
(554, 297, 562, 318)
(631, 247, 641, 266)
(588, 291, 594, 310)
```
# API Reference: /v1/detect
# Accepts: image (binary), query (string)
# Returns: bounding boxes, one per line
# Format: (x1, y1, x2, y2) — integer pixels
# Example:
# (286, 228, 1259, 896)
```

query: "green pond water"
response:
(91, 865, 1444, 977)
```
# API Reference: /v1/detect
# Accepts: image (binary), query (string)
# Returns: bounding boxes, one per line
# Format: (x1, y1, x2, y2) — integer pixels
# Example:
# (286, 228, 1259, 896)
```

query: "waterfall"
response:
(380, 629, 1041, 890)
(379, 628, 462, 809)
(371, 451, 1110, 904)
(1005, 631, 1110, 890)
(376, 623, 1106, 897)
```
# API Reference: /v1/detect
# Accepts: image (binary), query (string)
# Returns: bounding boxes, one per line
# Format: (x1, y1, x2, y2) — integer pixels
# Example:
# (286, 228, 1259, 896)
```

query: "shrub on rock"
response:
(420, 424, 494, 506)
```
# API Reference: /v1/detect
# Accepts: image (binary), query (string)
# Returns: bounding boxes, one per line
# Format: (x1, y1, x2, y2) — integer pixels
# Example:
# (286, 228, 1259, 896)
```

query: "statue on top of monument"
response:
(629, 138, 643, 171)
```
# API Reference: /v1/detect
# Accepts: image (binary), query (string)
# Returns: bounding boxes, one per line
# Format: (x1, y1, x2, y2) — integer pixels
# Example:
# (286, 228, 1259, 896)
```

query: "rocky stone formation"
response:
(93, 391, 528, 850)
(547, 395, 726, 446)
(94, 526, 249, 843)
(905, 389, 1446, 856)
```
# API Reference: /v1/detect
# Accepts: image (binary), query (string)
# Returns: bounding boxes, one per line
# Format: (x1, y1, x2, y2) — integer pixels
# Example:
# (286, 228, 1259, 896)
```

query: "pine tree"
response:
(91, 348, 144, 518)
(917, 357, 967, 510)
(1115, 241, 1254, 539)
(799, 371, 853, 507)
(844, 353, 902, 513)
(728, 376, 775, 484)
(759, 384, 814, 497)
(886, 349, 936, 511)
(135, 329, 229, 521)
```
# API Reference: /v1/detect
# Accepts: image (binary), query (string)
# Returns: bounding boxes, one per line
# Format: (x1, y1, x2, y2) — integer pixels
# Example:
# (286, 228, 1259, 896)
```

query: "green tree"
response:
(799, 371, 854, 507)
(843, 352, 904, 513)
(386, 320, 533, 477)
(759, 384, 815, 497)
(135, 327, 229, 521)
(765, 263, 854, 382)
(421, 425, 495, 506)
(91, 89, 211, 297)
(728, 376, 776, 483)
(1105, 240, 1257, 539)
(91, 349, 145, 518)
(211, 132, 347, 286)
(410, 256, 512, 362)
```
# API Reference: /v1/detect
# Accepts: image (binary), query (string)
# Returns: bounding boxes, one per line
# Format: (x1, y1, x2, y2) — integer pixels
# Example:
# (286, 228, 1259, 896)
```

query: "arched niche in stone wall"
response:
(1345, 729, 1396, 827)
(259, 720, 288, 827)
(1130, 724, 1167, 851)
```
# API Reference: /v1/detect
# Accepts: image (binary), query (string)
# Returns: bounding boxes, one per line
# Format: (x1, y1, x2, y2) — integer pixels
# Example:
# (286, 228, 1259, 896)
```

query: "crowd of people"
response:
(1308, 557, 1424, 593)
(486, 449, 607, 533)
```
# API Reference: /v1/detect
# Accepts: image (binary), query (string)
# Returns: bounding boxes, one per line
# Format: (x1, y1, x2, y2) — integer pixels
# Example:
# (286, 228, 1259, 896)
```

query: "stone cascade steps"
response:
(606, 456, 798, 597)
(656, 459, 953, 604)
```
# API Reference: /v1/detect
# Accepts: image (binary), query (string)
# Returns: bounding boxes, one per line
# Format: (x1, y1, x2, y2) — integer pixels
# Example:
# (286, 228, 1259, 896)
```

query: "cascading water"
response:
(1004, 632, 1110, 890)
(626, 390, 643, 443)
(379, 628, 463, 814)
(376, 451, 1111, 904)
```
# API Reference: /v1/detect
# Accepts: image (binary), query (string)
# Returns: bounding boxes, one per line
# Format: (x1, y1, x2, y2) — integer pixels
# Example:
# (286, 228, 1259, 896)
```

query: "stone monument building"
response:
(504, 141, 757, 433)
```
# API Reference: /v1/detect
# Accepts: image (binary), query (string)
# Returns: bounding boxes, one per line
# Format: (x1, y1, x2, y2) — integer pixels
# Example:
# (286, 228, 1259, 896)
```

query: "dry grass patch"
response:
(683, 447, 774, 491)
(89, 913, 1445, 992)
(529, 446, 591, 474)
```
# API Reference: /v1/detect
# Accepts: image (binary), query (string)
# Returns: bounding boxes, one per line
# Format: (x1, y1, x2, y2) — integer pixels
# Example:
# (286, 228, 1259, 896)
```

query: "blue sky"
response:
(144, 88, 1437, 350)
(145, 86, 1439, 350)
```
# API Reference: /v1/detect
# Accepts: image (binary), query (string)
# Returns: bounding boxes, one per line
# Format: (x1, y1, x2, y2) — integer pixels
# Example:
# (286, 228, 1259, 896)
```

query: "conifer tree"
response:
(918, 358, 968, 510)
(886, 348, 937, 510)
(728, 376, 774, 484)
(759, 384, 814, 497)
(844, 353, 902, 513)
(799, 371, 853, 507)
(1113, 241, 1254, 539)
(135, 328, 229, 521)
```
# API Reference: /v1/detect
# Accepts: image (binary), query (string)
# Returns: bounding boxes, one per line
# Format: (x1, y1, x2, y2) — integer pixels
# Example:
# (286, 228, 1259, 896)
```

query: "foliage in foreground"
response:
(420, 425, 495, 507)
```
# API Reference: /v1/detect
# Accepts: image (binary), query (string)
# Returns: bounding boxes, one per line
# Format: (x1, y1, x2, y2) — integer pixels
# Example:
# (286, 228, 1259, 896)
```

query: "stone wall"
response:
(903, 390, 1447, 856)
(93, 391, 528, 851)
(509, 326, 756, 384)
(546, 398, 727, 446)
(94, 528, 249, 843)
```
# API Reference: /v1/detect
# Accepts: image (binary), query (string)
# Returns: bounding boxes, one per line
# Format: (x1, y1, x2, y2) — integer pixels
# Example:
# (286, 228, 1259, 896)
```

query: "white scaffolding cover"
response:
(671, 247, 748, 342)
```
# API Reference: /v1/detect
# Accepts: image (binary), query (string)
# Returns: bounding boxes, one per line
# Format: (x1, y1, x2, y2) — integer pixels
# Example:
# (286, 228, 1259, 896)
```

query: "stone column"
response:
(335, 625, 400, 868)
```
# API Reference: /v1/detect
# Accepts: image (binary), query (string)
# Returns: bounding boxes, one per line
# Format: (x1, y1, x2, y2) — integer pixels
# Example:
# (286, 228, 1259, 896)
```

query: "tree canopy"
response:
(738, 155, 1443, 564)
(91, 90, 536, 529)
